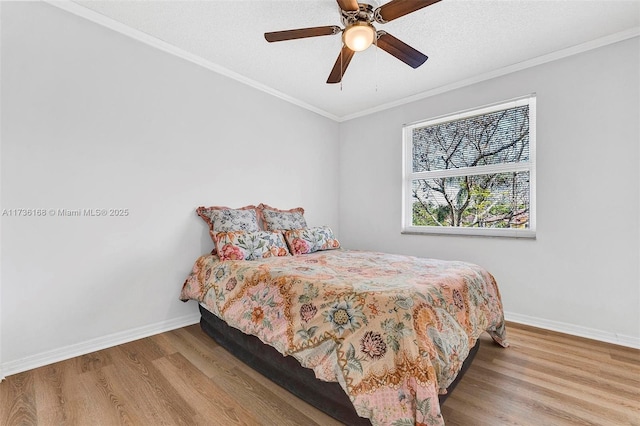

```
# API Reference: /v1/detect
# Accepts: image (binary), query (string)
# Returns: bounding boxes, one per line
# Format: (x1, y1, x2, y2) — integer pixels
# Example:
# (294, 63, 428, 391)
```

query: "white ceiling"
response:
(67, 0, 639, 121)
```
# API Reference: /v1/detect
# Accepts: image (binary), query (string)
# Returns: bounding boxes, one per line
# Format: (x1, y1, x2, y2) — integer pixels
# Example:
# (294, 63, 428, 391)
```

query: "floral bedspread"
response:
(180, 249, 508, 426)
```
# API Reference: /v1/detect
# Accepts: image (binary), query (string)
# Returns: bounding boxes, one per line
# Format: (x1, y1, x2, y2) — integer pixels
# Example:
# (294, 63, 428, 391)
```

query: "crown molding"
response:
(340, 26, 640, 121)
(44, 2, 638, 123)
(44, 1, 341, 122)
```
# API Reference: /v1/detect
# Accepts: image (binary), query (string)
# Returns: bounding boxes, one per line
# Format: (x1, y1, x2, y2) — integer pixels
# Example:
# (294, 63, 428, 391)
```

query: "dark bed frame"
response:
(199, 304, 479, 425)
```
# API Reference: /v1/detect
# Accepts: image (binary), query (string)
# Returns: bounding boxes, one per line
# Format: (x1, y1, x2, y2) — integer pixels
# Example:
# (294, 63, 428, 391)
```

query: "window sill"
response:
(401, 226, 536, 239)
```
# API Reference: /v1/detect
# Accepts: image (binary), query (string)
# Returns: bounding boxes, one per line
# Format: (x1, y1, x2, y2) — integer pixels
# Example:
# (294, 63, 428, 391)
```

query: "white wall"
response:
(339, 37, 640, 346)
(0, 1, 339, 375)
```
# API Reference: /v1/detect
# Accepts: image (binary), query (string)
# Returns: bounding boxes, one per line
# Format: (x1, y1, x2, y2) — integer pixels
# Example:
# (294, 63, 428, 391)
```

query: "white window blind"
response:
(402, 95, 536, 238)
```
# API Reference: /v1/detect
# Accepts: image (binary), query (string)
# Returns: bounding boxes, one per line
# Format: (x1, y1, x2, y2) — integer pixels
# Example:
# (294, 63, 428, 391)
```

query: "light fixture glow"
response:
(343, 22, 375, 52)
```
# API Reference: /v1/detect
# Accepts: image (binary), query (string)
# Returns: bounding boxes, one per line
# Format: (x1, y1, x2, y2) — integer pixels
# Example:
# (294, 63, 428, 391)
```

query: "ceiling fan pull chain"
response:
(374, 36, 378, 92)
(340, 42, 344, 91)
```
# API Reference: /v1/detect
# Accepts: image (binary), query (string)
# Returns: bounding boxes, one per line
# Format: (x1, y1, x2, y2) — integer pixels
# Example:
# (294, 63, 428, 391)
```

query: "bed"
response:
(198, 301, 479, 425)
(180, 248, 508, 425)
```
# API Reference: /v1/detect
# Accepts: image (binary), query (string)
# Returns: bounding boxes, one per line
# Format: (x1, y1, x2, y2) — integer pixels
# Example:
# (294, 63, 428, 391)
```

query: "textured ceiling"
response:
(69, 0, 640, 120)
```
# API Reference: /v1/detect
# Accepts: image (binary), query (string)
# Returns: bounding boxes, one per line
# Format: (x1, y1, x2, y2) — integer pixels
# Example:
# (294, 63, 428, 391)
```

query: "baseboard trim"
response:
(505, 311, 640, 349)
(0, 313, 200, 378)
(2, 310, 636, 379)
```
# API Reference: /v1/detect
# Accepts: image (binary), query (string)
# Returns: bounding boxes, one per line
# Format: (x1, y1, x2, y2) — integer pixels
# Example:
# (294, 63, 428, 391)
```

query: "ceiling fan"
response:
(264, 0, 441, 84)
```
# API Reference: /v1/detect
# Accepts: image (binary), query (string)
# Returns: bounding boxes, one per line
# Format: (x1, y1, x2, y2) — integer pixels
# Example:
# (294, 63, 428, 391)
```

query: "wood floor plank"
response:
(171, 325, 341, 425)
(441, 333, 640, 426)
(489, 356, 639, 416)
(32, 361, 69, 425)
(0, 371, 37, 425)
(162, 327, 226, 379)
(149, 331, 181, 358)
(441, 382, 529, 426)
(95, 343, 182, 425)
(211, 345, 343, 426)
(504, 335, 640, 397)
(229, 355, 344, 426)
(153, 352, 260, 425)
(466, 362, 631, 425)
(610, 348, 640, 365)
(224, 364, 322, 426)
(97, 362, 169, 425)
(506, 326, 640, 383)
(76, 367, 140, 426)
(72, 349, 113, 374)
(1, 321, 638, 426)
(31, 365, 61, 404)
(110, 344, 198, 425)
(122, 333, 176, 362)
(507, 329, 640, 381)
(168, 328, 322, 426)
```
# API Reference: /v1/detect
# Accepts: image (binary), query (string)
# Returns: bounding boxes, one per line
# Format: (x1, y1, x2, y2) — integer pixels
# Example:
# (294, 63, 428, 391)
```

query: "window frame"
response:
(401, 95, 537, 238)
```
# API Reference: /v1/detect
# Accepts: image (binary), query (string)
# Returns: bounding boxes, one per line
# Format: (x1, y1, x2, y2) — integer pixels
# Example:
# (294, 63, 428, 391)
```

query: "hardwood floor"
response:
(1, 322, 638, 425)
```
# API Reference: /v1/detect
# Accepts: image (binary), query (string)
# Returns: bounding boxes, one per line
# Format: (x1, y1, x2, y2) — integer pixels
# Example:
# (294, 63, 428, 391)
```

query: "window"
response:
(402, 95, 536, 238)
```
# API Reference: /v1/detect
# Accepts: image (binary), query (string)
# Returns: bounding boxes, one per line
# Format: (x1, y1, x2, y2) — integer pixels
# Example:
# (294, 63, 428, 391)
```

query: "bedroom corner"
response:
(0, 1, 339, 376)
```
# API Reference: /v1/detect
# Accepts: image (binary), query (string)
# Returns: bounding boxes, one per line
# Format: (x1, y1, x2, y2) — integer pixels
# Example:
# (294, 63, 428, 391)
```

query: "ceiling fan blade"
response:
(376, 31, 428, 68)
(374, 0, 441, 23)
(265, 26, 341, 43)
(336, 0, 359, 12)
(327, 46, 355, 84)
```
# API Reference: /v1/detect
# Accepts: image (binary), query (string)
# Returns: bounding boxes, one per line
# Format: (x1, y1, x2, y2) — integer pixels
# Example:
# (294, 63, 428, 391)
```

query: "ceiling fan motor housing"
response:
(341, 3, 375, 27)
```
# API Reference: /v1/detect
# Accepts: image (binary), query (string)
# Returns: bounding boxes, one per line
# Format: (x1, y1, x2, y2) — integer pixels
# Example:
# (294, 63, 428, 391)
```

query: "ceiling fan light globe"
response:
(343, 22, 375, 52)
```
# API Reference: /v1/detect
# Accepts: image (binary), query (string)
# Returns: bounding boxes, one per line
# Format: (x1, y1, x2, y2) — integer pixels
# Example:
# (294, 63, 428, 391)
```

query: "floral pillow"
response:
(284, 226, 340, 255)
(197, 205, 260, 251)
(258, 203, 307, 231)
(215, 230, 290, 261)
